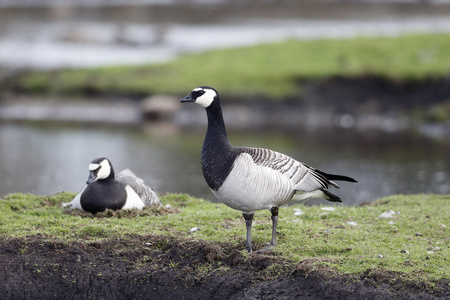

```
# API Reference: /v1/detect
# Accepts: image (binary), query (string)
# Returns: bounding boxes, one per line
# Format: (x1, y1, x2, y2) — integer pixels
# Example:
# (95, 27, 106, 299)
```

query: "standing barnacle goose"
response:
(63, 157, 161, 214)
(180, 86, 357, 252)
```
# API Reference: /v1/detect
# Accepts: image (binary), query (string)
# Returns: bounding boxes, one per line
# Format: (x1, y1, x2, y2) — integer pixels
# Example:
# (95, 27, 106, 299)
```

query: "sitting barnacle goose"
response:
(180, 86, 357, 252)
(63, 157, 161, 214)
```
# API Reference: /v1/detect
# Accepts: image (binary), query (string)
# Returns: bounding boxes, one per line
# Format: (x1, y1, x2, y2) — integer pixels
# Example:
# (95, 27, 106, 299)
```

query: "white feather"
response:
(89, 163, 99, 171)
(213, 153, 295, 213)
(62, 186, 85, 209)
(121, 185, 145, 210)
(194, 88, 216, 108)
(291, 190, 327, 201)
(96, 159, 111, 180)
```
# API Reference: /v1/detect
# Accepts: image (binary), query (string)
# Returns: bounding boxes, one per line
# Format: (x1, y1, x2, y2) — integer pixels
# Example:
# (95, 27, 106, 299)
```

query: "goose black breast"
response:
(201, 145, 246, 191)
(80, 180, 127, 214)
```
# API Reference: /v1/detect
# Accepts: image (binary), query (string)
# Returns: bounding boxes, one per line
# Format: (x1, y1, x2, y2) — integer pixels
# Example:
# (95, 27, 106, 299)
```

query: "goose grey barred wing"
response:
(116, 169, 161, 206)
(242, 147, 333, 192)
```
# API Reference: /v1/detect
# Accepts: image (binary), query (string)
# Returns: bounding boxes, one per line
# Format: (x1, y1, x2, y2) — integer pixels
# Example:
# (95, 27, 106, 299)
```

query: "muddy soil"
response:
(1, 234, 449, 299)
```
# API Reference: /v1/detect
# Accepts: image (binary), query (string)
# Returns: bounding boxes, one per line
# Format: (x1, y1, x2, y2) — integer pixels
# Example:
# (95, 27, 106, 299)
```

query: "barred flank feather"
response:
(243, 147, 338, 193)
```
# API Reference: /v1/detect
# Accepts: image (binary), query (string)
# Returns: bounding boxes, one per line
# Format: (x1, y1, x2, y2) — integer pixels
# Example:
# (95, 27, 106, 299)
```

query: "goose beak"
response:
(180, 94, 194, 103)
(86, 171, 97, 184)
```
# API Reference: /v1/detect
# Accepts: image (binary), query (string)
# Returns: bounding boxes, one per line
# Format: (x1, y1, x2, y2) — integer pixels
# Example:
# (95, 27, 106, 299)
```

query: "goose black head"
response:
(86, 157, 114, 184)
(180, 86, 218, 108)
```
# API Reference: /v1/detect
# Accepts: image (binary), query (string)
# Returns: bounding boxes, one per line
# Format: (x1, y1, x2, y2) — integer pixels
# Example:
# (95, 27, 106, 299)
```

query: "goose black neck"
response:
(204, 98, 230, 148)
(108, 165, 116, 180)
(201, 97, 236, 191)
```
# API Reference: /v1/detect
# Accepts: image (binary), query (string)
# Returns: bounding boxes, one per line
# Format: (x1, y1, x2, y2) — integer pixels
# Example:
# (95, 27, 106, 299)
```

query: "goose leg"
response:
(255, 206, 279, 253)
(270, 206, 279, 247)
(242, 212, 254, 252)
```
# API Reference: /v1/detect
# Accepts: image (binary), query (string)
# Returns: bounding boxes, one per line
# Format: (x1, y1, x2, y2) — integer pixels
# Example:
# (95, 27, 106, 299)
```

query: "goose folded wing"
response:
(116, 169, 147, 197)
(243, 147, 331, 192)
(116, 169, 161, 206)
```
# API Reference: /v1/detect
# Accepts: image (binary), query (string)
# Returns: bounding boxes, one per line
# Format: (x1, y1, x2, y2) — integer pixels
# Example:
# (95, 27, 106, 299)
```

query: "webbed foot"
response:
(254, 243, 275, 253)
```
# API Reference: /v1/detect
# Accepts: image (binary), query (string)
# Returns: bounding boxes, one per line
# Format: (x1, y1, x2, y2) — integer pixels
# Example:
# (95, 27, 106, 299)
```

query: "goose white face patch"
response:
(194, 88, 216, 108)
(89, 163, 100, 171)
(95, 159, 111, 180)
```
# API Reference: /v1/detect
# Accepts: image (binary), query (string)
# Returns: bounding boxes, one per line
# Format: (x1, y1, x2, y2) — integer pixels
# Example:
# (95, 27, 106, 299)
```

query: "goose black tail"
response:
(321, 189, 342, 203)
(316, 170, 357, 183)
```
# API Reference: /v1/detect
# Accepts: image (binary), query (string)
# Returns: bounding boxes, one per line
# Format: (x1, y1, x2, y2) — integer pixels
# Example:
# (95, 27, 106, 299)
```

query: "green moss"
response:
(16, 33, 450, 98)
(426, 104, 450, 123)
(1, 192, 449, 284)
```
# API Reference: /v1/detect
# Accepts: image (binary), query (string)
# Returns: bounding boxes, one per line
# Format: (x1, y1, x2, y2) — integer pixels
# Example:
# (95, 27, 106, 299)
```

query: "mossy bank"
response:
(10, 33, 450, 99)
(1, 192, 448, 299)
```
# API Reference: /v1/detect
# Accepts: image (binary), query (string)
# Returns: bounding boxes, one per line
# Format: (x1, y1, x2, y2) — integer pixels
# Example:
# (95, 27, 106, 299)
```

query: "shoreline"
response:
(2, 75, 450, 139)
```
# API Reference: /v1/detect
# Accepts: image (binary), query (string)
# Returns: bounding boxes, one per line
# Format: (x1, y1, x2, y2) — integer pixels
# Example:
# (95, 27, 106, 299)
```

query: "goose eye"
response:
(193, 90, 205, 98)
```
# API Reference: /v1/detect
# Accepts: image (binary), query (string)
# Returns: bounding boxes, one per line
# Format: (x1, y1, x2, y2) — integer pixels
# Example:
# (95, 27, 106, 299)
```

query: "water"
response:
(1, 2, 450, 205)
(1, 122, 449, 206)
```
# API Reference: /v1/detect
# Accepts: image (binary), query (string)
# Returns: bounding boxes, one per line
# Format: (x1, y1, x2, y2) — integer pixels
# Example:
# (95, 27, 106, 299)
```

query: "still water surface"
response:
(1, 122, 449, 206)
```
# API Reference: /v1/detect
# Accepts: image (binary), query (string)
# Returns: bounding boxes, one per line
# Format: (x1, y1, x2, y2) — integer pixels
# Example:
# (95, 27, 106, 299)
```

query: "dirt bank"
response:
(1, 234, 448, 299)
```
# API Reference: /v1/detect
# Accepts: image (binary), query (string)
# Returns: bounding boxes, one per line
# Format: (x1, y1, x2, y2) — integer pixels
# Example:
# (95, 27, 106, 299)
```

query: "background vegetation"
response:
(17, 33, 450, 99)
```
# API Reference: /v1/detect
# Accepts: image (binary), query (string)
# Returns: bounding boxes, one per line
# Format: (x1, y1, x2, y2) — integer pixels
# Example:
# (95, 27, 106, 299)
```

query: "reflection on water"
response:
(1, 122, 449, 206)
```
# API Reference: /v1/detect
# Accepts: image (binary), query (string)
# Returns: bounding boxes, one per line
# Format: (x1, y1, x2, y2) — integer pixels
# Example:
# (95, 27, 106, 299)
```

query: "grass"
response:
(0, 192, 449, 284)
(16, 33, 450, 98)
